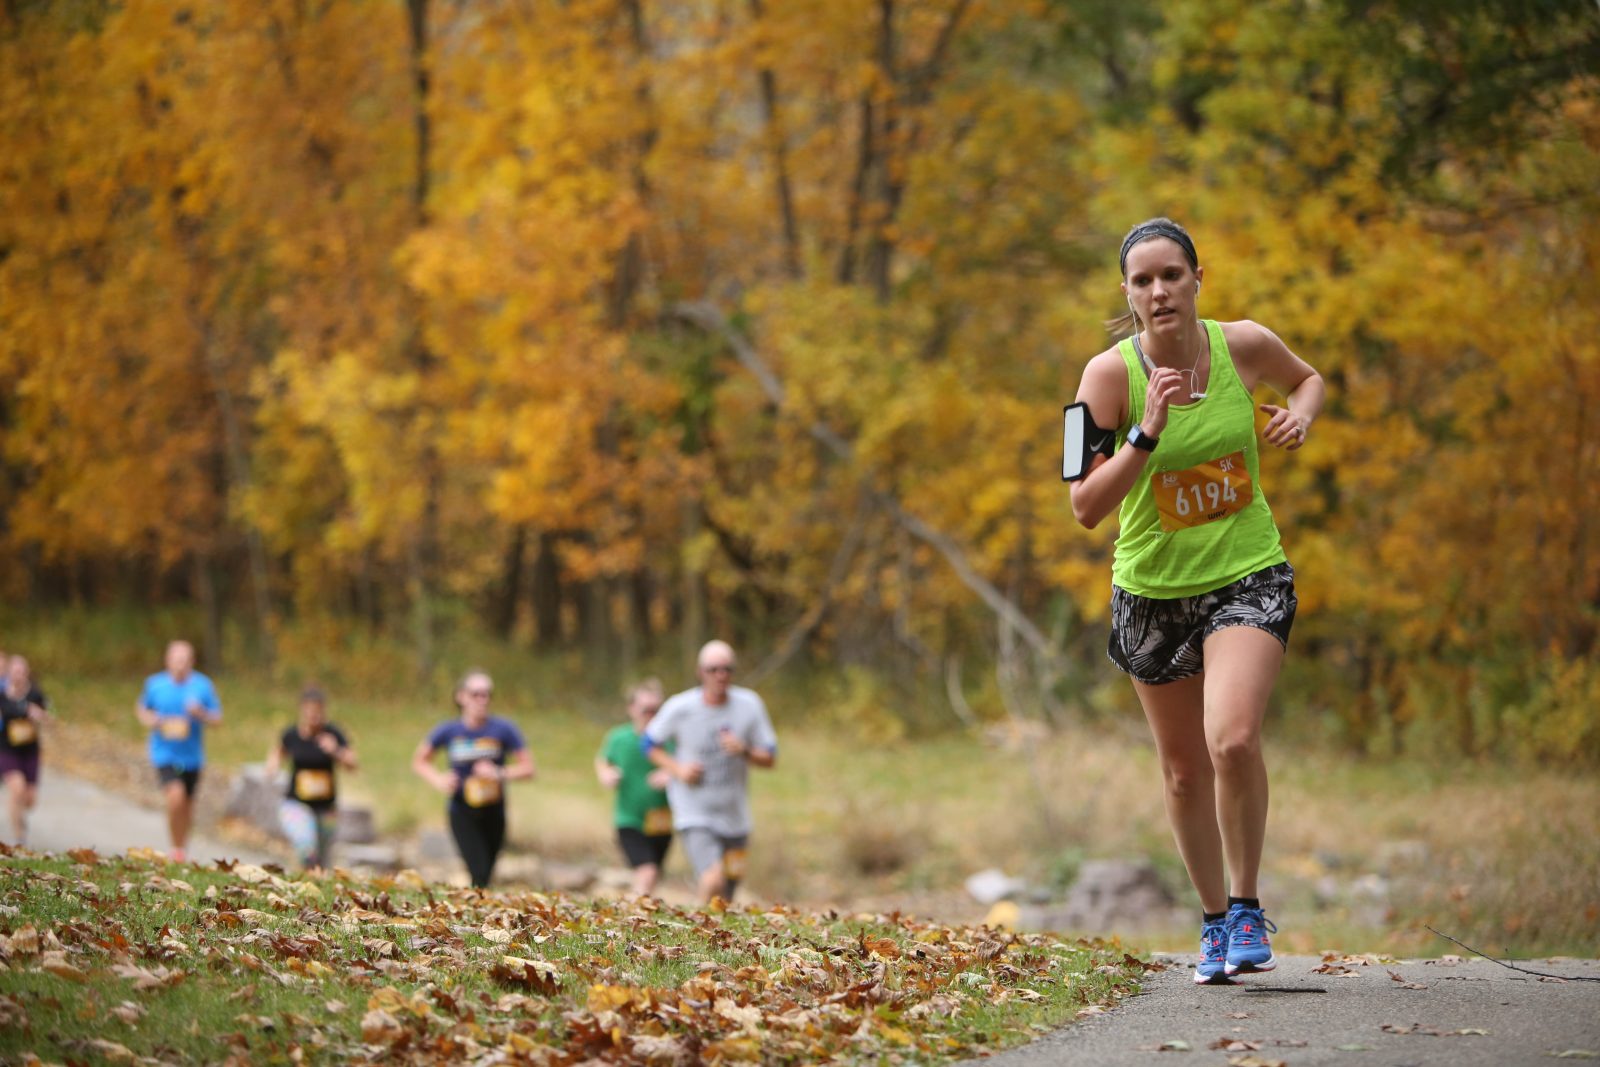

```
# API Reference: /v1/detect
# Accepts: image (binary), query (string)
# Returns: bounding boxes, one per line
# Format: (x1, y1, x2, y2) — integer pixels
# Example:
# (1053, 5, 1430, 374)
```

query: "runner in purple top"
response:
(410, 670, 536, 887)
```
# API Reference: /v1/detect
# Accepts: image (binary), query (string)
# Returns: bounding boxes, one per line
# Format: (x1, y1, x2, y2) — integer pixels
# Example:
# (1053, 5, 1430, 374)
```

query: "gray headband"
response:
(1119, 221, 1199, 276)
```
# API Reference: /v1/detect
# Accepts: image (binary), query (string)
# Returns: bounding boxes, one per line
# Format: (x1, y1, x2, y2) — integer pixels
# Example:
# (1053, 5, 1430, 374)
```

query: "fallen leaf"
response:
(702, 1035, 762, 1061)
(38, 951, 88, 982)
(110, 1001, 145, 1025)
(492, 955, 562, 995)
(1455, 1028, 1491, 1036)
(1312, 962, 1360, 976)
(9, 926, 39, 956)
(1387, 970, 1429, 990)
(1211, 1038, 1263, 1051)
(1336, 1044, 1376, 1051)
(83, 1039, 137, 1063)
(1548, 1052, 1600, 1060)
(360, 1008, 403, 1044)
(1228, 1057, 1287, 1067)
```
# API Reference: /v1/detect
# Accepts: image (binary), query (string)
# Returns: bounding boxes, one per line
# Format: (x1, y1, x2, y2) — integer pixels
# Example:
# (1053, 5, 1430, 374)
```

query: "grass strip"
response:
(0, 847, 1151, 1064)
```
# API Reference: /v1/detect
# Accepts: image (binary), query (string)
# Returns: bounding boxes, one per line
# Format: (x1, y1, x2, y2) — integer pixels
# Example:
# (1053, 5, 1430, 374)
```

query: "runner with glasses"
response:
(1068, 218, 1325, 984)
(644, 641, 777, 903)
(411, 670, 536, 887)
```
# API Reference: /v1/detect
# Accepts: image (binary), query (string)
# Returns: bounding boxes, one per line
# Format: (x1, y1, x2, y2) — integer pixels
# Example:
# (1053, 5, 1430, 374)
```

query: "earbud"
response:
(1195, 280, 1202, 293)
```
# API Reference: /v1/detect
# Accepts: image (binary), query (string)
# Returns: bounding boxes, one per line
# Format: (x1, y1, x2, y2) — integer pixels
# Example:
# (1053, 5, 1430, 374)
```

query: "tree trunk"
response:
(190, 552, 223, 673)
(531, 531, 564, 646)
(680, 499, 706, 667)
(748, 0, 801, 277)
(405, 0, 439, 679)
(492, 525, 526, 639)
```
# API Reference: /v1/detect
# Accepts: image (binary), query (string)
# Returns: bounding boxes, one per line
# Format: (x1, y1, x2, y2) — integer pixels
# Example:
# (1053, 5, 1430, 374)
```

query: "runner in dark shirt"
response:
(264, 686, 357, 869)
(0, 655, 51, 845)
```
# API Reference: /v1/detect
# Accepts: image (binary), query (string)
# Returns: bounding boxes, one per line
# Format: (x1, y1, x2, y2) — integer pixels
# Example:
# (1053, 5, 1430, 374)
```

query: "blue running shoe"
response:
(1223, 904, 1278, 975)
(1194, 916, 1231, 985)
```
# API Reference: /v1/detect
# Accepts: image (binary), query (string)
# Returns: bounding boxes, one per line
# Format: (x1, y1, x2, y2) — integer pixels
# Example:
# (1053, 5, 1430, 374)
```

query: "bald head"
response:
(697, 640, 736, 671)
(696, 640, 737, 703)
(165, 640, 195, 680)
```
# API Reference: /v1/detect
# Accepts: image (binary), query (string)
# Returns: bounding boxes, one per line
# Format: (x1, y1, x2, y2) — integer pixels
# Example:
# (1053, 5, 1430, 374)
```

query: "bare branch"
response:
(669, 300, 1062, 668)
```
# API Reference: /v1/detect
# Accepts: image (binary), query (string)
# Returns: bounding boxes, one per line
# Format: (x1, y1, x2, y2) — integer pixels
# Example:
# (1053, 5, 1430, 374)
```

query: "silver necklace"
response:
(1132, 322, 1208, 400)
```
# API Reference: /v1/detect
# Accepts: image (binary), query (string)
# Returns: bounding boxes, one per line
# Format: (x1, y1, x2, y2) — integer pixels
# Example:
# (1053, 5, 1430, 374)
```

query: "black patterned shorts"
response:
(1107, 563, 1297, 685)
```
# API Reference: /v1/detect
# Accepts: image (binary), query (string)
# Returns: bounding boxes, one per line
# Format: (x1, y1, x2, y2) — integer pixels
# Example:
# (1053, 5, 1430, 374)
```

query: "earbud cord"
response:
(1132, 319, 1209, 400)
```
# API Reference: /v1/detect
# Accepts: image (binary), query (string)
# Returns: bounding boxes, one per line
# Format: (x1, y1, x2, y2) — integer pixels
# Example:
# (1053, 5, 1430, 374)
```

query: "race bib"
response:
(1152, 451, 1253, 532)
(294, 769, 333, 802)
(6, 719, 37, 746)
(722, 847, 748, 881)
(463, 774, 502, 808)
(642, 807, 673, 836)
(158, 716, 192, 742)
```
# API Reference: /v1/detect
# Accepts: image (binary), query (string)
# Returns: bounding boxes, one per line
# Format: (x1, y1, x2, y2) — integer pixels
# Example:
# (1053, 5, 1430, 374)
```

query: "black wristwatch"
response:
(1126, 424, 1160, 452)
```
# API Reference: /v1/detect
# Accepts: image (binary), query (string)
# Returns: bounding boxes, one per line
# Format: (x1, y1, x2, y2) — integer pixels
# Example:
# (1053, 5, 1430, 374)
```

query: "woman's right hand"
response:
(1142, 366, 1185, 437)
(435, 770, 460, 795)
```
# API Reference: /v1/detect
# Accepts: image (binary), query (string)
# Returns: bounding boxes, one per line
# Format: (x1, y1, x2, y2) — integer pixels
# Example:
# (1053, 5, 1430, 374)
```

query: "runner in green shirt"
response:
(594, 678, 673, 895)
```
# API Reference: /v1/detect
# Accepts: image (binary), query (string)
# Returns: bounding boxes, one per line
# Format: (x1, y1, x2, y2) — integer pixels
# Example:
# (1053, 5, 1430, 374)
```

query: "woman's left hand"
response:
(1259, 404, 1310, 450)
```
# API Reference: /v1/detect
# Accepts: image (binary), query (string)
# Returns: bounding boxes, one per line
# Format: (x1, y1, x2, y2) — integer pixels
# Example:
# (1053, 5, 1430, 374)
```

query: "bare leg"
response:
(1132, 672, 1226, 913)
(698, 863, 727, 903)
(631, 863, 660, 896)
(1201, 626, 1285, 899)
(164, 780, 192, 857)
(5, 772, 26, 844)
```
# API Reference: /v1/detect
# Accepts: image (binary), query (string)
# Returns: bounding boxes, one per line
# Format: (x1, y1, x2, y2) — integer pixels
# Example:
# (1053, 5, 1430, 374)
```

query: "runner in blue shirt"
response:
(134, 640, 221, 864)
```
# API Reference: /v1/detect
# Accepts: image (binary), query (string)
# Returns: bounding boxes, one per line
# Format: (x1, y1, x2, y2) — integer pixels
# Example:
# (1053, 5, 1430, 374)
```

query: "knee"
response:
(1161, 761, 1212, 803)
(1208, 730, 1262, 772)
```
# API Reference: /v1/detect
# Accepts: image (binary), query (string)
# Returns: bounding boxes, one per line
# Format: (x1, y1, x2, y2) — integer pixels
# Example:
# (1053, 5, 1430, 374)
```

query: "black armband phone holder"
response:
(1062, 402, 1116, 482)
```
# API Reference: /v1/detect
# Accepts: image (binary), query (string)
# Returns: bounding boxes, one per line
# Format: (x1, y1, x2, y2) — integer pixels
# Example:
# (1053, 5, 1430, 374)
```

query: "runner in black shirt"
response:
(0, 656, 50, 846)
(264, 686, 356, 870)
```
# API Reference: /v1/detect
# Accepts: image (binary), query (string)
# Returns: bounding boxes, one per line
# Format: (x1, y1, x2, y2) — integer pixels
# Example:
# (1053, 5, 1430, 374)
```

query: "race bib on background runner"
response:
(1153, 451, 1253, 532)
(6, 719, 37, 746)
(642, 807, 673, 836)
(722, 847, 748, 881)
(158, 716, 192, 742)
(463, 774, 502, 807)
(294, 769, 333, 802)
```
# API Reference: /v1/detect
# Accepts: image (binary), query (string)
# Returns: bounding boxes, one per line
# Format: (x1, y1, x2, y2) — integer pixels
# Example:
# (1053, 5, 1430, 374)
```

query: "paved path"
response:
(982, 953, 1600, 1066)
(18, 768, 272, 866)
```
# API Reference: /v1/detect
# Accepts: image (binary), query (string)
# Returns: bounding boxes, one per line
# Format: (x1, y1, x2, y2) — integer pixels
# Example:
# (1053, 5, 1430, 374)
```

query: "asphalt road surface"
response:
(980, 952, 1600, 1066)
(15, 767, 271, 866)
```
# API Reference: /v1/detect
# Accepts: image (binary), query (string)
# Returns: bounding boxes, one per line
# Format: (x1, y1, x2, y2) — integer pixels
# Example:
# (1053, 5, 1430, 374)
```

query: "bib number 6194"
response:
(1153, 451, 1253, 532)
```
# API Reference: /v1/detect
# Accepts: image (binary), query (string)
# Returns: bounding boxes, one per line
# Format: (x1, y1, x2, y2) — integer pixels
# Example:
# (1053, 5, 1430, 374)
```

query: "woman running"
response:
(265, 685, 356, 870)
(411, 670, 535, 888)
(1068, 218, 1324, 984)
(0, 656, 51, 845)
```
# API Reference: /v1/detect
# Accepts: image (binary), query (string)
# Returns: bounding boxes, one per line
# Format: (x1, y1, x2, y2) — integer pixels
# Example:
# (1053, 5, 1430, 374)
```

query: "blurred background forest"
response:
(2, 0, 1598, 763)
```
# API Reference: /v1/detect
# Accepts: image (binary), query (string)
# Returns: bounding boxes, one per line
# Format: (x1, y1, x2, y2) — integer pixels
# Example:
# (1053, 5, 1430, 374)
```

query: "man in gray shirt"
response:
(644, 640, 777, 902)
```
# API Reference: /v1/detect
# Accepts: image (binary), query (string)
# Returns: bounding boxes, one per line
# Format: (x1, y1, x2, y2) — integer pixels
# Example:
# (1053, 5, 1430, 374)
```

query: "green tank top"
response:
(1111, 320, 1286, 598)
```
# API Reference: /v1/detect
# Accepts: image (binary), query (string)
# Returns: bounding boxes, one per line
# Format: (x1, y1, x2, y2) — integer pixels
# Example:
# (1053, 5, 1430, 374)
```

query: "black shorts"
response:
(156, 766, 201, 797)
(1108, 562, 1297, 685)
(617, 827, 672, 869)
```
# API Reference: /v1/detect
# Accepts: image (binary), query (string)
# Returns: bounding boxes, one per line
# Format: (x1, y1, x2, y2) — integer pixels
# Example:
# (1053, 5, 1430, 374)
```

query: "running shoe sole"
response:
(1223, 954, 1276, 976)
